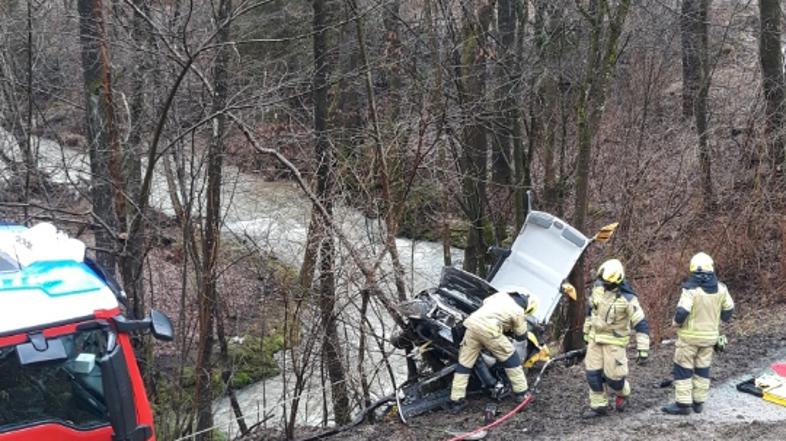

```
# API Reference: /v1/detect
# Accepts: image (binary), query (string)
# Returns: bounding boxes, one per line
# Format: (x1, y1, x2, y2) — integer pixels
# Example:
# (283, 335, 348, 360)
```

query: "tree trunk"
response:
(512, 0, 531, 229)
(493, 0, 516, 186)
(121, 0, 151, 320)
(313, 0, 351, 425)
(491, 0, 516, 240)
(566, 0, 632, 350)
(216, 305, 248, 435)
(22, 0, 34, 211)
(425, 0, 452, 267)
(299, 209, 322, 290)
(538, 72, 560, 213)
(683, 0, 713, 208)
(533, 0, 561, 214)
(382, 0, 402, 121)
(681, 0, 703, 120)
(193, 1, 232, 439)
(348, 0, 408, 302)
(758, 0, 785, 169)
(458, 2, 494, 277)
(77, 0, 119, 275)
(696, 57, 713, 210)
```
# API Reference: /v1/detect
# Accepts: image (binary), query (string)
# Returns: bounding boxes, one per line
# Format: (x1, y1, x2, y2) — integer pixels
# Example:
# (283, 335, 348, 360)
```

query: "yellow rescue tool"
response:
(558, 222, 619, 302)
(593, 222, 620, 243)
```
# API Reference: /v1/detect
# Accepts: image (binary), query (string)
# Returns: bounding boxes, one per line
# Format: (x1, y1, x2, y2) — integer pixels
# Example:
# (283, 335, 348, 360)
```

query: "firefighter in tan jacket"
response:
(583, 259, 650, 417)
(447, 290, 538, 412)
(663, 252, 734, 415)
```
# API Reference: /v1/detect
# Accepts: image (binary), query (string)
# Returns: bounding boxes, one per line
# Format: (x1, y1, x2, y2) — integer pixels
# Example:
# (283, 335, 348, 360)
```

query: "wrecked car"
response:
(391, 208, 616, 419)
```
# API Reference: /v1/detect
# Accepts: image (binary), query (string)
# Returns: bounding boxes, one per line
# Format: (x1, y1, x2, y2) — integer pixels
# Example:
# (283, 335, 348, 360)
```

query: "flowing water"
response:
(0, 129, 463, 436)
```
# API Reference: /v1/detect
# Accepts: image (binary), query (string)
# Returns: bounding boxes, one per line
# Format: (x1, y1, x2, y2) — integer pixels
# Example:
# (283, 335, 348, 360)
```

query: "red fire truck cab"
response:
(0, 223, 173, 441)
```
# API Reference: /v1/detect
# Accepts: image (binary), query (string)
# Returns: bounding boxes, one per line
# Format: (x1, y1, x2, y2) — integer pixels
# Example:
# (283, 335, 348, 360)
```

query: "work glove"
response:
(636, 349, 649, 365)
(560, 282, 577, 301)
(714, 335, 728, 353)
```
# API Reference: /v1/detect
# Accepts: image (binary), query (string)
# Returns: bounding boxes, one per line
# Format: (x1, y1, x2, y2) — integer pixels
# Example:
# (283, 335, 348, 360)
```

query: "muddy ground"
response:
(279, 303, 786, 441)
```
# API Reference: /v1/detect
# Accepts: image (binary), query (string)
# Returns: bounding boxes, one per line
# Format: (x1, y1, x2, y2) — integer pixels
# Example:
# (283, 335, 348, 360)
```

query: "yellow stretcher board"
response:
(763, 383, 786, 407)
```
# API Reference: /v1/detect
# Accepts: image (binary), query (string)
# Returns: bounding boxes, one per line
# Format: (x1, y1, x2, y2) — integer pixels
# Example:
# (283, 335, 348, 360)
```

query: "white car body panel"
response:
(489, 211, 590, 324)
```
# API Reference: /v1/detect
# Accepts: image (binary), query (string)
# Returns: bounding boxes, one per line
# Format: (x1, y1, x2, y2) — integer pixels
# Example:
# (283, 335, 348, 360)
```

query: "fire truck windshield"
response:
(0, 327, 112, 433)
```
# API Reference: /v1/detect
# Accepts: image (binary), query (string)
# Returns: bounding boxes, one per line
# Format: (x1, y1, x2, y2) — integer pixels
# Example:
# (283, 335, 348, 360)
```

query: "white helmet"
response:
(689, 252, 714, 273)
(597, 259, 624, 285)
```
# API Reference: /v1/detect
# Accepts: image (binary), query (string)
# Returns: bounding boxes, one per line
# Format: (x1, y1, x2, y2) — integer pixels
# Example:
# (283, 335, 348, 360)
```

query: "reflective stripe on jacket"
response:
(583, 281, 650, 350)
(676, 281, 734, 346)
(463, 291, 533, 339)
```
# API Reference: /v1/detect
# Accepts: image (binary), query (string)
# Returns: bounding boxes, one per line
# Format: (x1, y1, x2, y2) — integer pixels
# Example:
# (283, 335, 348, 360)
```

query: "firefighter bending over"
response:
(662, 252, 734, 415)
(583, 259, 650, 418)
(447, 290, 538, 413)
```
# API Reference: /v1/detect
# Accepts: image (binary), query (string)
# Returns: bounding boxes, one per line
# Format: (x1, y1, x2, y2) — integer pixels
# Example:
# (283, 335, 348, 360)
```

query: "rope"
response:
(445, 393, 533, 441)
(443, 348, 587, 441)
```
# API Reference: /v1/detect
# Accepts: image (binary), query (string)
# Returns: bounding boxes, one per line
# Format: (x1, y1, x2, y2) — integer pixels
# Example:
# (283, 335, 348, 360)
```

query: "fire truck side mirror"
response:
(150, 309, 174, 342)
(112, 309, 175, 342)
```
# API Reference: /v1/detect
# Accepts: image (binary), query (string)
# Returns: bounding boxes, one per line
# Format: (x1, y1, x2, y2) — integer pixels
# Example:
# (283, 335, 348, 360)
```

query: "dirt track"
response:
(313, 304, 786, 441)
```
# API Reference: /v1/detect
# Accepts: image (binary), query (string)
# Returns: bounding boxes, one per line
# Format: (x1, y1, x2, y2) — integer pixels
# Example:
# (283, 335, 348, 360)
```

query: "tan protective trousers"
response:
(450, 327, 528, 401)
(673, 340, 713, 405)
(585, 341, 631, 409)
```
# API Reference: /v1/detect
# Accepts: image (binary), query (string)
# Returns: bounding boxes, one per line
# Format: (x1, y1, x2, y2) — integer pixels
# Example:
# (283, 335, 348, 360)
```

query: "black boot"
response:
(446, 398, 467, 414)
(512, 391, 530, 404)
(692, 402, 704, 413)
(661, 402, 691, 415)
(582, 406, 610, 419)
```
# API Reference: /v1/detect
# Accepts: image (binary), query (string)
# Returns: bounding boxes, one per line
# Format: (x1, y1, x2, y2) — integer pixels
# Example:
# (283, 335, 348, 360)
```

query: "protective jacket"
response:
(670, 271, 734, 407)
(584, 280, 650, 350)
(463, 291, 535, 339)
(450, 291, 535, 402)
(674, 272, 734, 346)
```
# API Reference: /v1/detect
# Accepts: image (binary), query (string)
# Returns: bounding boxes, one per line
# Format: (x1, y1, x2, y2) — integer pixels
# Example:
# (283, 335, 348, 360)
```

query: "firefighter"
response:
(583, 258, 650, 418)
(662, 252, 734, 415)
(447, 290, 538, 413)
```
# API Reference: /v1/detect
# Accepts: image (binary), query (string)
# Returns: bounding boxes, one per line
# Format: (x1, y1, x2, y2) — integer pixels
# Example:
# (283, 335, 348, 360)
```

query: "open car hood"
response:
(489, 211, 590, 324)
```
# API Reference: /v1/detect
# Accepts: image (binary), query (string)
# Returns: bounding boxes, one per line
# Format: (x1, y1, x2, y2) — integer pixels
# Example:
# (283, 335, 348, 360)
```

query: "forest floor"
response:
(270, 302, 786, 441)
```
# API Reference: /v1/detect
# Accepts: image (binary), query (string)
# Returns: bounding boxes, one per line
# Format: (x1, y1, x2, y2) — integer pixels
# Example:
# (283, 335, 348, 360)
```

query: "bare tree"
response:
(566, 0, 632, 350)
(681, 0, 713, 208)
(311, 0, 351, 425)
(77, 0, 121, 274)
(681, 0, 705, 120)
(193, 1, 233, 440)
(119, 0, 153, 320)
(456, 1, 494, 277)
(758, 0, 785, 169)
(533, 0, 568, 216)
(0, 0, 37, 202)
(490, 0, 517, 239)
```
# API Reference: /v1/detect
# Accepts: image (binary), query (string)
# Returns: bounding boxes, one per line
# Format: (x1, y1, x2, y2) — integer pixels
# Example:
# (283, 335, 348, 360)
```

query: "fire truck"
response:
(0, 222, 173, 441)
